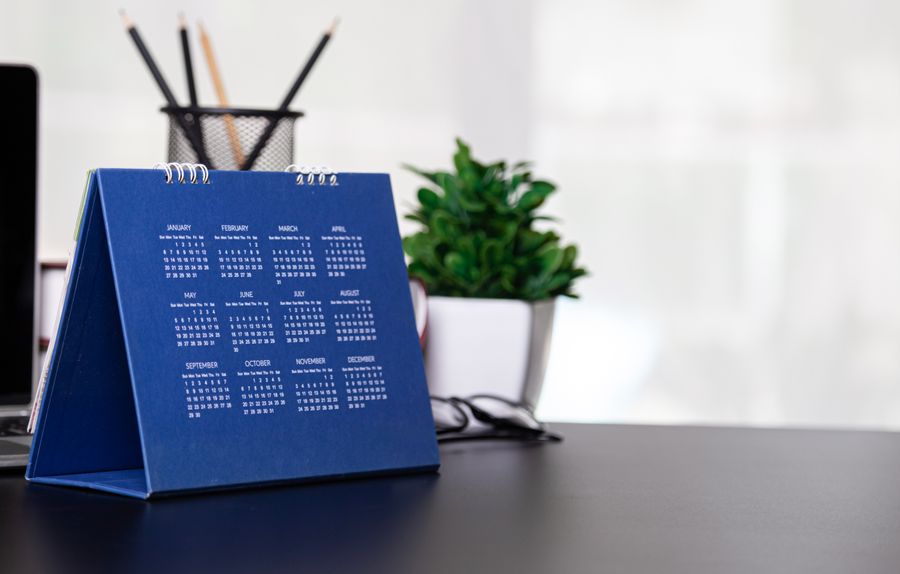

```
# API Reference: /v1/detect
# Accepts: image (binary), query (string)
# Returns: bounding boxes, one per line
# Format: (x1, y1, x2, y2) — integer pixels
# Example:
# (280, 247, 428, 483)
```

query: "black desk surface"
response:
(2, 423, 900, 573)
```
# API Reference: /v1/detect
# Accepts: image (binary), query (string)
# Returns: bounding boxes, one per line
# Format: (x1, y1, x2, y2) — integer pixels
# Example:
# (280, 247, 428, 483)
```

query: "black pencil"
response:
(179, 13, 199, 107)
(120, 10, 212, 167)
(178, 12, 207, 163)
(241, 18, 338, 170)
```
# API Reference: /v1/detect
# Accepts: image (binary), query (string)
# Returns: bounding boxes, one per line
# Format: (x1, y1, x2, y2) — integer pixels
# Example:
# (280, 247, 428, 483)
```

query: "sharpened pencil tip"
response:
(179, 12, 187, 28)
(119, 9, 133, 29)
(328, 17, 340, 35)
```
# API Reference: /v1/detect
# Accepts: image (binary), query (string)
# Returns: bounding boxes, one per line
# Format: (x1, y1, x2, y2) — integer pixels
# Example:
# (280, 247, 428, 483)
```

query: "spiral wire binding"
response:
(285, 164, 339, 186)
(153, 162, 210, 184)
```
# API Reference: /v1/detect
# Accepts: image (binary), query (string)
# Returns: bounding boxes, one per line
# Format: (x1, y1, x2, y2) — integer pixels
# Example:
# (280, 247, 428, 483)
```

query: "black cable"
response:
(437, 430, 563, 444)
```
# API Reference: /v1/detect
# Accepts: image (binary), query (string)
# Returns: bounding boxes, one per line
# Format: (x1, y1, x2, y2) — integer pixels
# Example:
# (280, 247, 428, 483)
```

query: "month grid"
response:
(291, 365, 340, 413)
(160, 234, 209, 279)
(182, 371, 231, 419)
(322, 234, 367, 277)
(215, 234, 264, 278)
(343, 363, 387, 409)
(226, 301, 276, 351)
(269, 235, 317, 283)
(280, 300, 327, 343)
(236, 368, 285, 416)
(331, 299, 377, 342)
(170, 301, 221, 348)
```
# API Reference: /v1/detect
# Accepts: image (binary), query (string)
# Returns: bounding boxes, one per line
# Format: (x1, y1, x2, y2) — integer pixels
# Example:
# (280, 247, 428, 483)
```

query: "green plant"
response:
(402, 138, 587, 300)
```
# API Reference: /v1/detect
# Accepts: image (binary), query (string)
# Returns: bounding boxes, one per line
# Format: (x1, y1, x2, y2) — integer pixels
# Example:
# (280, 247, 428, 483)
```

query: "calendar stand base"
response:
(26, 187, 150, 497)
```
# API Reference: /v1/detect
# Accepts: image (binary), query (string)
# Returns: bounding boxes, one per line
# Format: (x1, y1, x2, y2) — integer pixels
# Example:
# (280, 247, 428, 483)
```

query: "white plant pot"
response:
(423, 296, 556, 410)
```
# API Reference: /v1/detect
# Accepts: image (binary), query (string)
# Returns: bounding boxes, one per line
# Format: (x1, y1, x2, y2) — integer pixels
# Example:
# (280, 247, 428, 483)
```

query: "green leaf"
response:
(510, 173, 526, 192)
(453, 138, 473, 175)
(402, 164, 437, 183)
(545, 272, 573, 293)
(561, 245, 578, 270)
(501, 221, 519, 242)
(518, 230, 548, 255)
(430, 210, 455, 239)
(480, 240, 503, 268)
(458, 194, 487, 212)
(537, 246, 564, 279)
(417, 187, 441, 210)
(404, 166, 455, 191)
(404, 212, 428, 225)
(517, 189, 546, 212)
(516, 181, 554, 211)
(407, 261, 437, 284)
(444, 252, 468, 278)
(530, 180, 556, 198)
(401, 236, 415, 257)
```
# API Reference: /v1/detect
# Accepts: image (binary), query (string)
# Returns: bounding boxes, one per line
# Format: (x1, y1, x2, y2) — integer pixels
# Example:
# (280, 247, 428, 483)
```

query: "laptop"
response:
(0, 64, 39, 469)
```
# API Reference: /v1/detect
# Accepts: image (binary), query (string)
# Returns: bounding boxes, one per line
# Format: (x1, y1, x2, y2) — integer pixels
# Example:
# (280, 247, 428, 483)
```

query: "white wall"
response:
(3, 0, 502, 259)
(534, 0, 900, 429)
(7, 0, 900, 429)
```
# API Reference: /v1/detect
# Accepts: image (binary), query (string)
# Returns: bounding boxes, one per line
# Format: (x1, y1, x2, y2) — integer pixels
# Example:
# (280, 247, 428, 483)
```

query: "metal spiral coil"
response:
(153, 162, 210, 184)
(284, 165, 339, 186)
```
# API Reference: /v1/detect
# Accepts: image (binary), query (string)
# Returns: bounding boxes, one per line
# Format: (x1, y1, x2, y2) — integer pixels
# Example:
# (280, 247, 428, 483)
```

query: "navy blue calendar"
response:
(26, 167, 440, 499)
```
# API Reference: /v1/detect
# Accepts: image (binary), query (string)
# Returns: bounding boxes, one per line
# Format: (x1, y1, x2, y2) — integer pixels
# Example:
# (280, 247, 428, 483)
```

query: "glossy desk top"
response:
(2, 423, 900, 573)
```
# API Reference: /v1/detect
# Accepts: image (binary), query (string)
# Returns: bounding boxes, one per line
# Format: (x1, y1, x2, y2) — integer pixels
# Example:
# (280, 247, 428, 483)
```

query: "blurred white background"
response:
(5, 0, 900, 429)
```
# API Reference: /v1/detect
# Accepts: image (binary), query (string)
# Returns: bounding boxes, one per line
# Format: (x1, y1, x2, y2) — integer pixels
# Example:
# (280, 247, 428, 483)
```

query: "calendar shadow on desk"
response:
(21, 473, 438, 574)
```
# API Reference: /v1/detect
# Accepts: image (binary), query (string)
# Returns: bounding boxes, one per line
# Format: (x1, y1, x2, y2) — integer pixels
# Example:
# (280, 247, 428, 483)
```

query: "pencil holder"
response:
(162, 106, 304, 171)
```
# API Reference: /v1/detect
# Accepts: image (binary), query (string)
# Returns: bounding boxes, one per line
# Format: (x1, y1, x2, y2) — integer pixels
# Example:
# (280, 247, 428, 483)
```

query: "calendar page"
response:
(96, 169, 438, 493)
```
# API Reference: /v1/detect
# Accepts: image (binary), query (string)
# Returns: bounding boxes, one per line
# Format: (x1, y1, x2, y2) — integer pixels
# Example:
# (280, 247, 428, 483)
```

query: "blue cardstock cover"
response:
(26, 169, 440, 499)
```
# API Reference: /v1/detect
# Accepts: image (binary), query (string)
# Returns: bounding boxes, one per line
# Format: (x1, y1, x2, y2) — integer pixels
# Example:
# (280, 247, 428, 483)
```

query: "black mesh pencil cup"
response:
(162, 106, 304, 171)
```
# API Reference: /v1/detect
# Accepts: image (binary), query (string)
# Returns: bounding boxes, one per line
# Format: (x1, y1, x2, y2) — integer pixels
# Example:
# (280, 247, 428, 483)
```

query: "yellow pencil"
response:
(197, 21, 244, 168)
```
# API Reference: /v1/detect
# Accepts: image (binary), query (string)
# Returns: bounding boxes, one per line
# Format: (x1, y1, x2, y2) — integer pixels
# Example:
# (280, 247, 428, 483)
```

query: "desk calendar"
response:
(26, 166, 440, 499)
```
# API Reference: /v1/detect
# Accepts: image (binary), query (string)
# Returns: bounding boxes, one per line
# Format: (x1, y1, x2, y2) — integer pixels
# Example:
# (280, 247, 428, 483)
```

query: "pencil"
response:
(120, 10, 212, 167)
(178, 13, 207, 161)
(197, 22, 244, 168)
(179, 13, 199, 107)
(241, 18, 338, 170)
